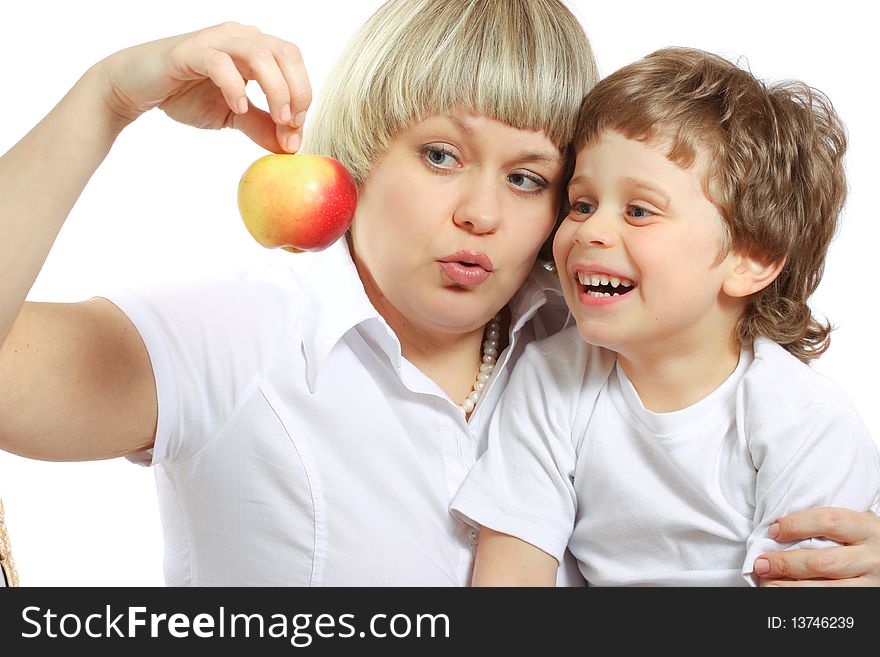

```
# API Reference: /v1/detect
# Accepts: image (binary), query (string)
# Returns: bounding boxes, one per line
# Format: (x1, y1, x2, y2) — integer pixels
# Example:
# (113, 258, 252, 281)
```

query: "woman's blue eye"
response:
(508, 172, 546, 192)
(424, 147, 456, 168)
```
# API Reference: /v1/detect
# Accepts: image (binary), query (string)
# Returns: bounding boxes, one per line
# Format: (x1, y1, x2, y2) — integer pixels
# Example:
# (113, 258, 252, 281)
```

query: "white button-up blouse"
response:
(107, 239, 570, 586)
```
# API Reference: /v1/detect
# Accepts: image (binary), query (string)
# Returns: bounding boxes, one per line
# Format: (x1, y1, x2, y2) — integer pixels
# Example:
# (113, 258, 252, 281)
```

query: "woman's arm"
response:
(754, 508, 880, 586)
(0, 23, 310, 461)
(0, 64, 158, 460)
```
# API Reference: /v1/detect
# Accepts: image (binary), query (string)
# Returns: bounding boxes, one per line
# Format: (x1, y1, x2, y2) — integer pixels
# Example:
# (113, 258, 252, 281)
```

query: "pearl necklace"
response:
(459, 313, 502, 416)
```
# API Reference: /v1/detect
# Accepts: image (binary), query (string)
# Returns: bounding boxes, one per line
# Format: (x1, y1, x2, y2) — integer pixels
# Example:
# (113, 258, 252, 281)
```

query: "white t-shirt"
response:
(103, 238, 575, 586)
(451, 327, 880, 586)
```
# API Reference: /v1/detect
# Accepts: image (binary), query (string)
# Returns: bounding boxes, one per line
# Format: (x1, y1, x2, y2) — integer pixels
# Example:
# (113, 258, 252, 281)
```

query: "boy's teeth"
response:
(577, 272, 636, 288)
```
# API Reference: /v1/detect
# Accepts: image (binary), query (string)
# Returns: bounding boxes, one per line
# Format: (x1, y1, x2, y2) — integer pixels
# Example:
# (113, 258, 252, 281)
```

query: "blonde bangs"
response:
(303, 0, 597, 185)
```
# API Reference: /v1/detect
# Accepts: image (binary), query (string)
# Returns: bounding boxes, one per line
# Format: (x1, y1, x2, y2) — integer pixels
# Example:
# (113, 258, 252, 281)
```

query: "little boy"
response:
(450, 47, 880, 586)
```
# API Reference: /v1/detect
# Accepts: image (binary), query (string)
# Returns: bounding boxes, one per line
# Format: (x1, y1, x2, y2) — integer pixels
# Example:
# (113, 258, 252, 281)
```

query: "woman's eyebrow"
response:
(439, 115, 561, 168)
(446, 115, 475, 135)
(515, 152, 563, 168)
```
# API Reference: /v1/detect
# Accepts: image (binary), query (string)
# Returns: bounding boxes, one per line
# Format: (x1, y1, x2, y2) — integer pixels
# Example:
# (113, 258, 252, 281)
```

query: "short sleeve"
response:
(743, 398, 880, 584)
(100, 267, 299, 466)
(451, 332, 612, 563)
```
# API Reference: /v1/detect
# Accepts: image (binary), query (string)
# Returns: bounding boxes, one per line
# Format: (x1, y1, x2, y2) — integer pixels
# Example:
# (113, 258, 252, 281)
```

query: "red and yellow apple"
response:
(237, 153, 358, 252)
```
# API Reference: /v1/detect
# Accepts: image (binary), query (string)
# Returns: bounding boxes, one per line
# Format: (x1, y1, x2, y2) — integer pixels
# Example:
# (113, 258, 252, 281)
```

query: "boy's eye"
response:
(627, 204, 654, 219)
(569, 201, 596, 217)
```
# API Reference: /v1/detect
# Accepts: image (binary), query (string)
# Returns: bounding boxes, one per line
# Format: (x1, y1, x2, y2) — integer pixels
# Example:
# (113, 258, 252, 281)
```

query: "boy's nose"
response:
(573, 209, 616, 247)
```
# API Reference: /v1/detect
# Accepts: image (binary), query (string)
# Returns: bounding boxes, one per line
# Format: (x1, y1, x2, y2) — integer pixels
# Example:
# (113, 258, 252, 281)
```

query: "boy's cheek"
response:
(553, 241, 579, 298)
(551, 227, 571, 270)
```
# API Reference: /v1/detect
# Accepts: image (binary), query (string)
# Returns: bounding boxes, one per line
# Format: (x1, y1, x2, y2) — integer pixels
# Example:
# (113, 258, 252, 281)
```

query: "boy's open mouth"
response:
(577, 272, 636, 298)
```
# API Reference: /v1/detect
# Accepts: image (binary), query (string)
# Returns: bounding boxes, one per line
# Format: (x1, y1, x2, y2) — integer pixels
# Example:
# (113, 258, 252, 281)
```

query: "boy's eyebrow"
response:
(625, 178, 670, 205)
(567, 174, 589, 189)
(567, 175, 672, 205)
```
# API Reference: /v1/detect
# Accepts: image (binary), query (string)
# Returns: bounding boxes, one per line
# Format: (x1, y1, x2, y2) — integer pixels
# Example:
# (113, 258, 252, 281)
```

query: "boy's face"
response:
(553, 130, 743, 361)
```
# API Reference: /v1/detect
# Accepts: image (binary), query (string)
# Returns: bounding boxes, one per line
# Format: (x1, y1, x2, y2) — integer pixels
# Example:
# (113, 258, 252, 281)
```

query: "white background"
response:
(1, 1, 877, 586)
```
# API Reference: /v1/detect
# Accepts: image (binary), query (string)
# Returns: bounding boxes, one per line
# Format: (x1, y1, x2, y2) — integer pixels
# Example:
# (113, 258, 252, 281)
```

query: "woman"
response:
(0, 0, 877, 586)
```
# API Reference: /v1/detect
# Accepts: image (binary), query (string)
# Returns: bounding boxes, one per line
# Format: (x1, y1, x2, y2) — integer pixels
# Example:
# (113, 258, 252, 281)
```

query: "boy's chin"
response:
(574, 321, 620, 352)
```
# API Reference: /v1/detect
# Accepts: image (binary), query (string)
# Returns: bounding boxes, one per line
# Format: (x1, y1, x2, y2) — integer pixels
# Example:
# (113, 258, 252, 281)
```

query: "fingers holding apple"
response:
(238, 153, 357, 252)
(99, 22, 311, 153)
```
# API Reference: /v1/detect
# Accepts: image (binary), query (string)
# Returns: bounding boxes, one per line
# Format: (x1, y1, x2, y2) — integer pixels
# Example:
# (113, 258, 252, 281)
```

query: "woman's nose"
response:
(452, 178, 503, 234)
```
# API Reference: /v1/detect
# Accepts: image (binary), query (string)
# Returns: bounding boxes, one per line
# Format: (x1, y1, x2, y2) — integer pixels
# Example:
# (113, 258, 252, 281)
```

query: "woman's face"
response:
(351, 112, 565, 336)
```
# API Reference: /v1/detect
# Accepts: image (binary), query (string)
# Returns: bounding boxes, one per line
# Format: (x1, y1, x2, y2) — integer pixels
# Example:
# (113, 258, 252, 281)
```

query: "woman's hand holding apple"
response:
(85, 23, 349, 253)
(94, 22, 311, 153)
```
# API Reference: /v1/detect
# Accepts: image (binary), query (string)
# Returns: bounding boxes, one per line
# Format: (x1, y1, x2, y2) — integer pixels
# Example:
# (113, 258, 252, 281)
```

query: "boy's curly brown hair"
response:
(574, 47, 847, 362)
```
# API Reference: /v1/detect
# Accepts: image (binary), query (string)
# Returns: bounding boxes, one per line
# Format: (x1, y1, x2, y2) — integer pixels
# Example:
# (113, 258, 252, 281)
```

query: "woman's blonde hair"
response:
(303, 0, 598, 190)
(575, 48, 847, 363)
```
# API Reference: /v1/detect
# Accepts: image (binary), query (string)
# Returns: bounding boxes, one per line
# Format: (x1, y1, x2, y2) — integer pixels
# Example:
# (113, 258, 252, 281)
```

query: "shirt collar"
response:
(293, 240, 567, 391)
(508, 265, 569, 340)
(293, 237, 384, 392)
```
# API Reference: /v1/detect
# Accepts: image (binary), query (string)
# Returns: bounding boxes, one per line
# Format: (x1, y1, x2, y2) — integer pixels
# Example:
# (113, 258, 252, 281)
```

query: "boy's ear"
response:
(722, 251, 785, 298)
